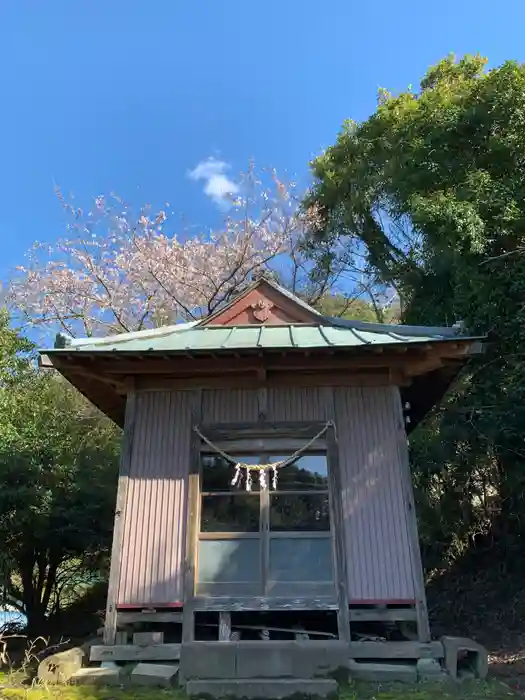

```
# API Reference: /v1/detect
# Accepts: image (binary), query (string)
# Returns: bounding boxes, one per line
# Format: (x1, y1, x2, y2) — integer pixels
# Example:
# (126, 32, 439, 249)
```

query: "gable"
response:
(200, 279, 322, 326)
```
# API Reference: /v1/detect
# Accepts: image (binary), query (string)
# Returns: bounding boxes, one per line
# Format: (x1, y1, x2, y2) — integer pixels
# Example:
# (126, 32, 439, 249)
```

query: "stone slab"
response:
(348, 660, 417, 683)
(130, 662, 179, 687)
(441, 636, 488, 680)
(100, 662, 121, 670)
(186, 678, 338, 699)
(180, 642, 236, 680)
(70, 667, 122, 686)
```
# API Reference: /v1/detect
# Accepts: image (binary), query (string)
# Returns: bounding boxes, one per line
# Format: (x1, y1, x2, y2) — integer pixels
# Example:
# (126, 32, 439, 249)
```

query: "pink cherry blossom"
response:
(7, 165, 382, 340)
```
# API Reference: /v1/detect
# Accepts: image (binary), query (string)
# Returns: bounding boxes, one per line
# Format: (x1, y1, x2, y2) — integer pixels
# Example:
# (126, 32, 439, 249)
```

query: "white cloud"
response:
(188, 157, 239, 208)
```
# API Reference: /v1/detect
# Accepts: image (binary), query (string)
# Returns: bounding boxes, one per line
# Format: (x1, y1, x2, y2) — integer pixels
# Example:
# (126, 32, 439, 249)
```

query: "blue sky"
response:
(1, 0, 525, 283)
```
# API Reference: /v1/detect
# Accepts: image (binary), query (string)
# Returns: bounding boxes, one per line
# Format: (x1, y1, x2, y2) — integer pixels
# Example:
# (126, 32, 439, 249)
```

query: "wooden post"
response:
(218, 612, 232, 641)
(395, 389, 431, 642)
(103, 379, 137, 645)
(182, 390, 202, 644)
(257, 387, 267, 422)
(324, 388, 351, 644)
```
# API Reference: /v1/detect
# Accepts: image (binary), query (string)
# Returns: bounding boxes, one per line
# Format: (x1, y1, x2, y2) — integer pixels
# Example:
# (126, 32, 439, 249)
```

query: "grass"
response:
(0, 679, 519, 700)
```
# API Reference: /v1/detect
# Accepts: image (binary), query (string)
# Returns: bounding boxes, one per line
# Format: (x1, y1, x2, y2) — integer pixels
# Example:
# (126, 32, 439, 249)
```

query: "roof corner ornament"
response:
(251, 299, 274, 323)
(54, 332, 72, 349)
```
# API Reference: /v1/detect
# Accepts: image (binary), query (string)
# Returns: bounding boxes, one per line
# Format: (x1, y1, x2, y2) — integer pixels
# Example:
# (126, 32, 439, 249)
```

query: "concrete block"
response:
(180, 642, 236, 680)
(234, 641, 348, 681)
(417, 658, 448, 682)
(417, 658, 443, 674)
(293, 641, 349, 680)
(133, 631, 164, 645)
(441, 636, 488, 680)
(186, 678, 338, 699)
(70, 667, 122, 686)
(348, 660, 417, 683)
(130, 662, 179, 687)
(236, 644, 293, 678)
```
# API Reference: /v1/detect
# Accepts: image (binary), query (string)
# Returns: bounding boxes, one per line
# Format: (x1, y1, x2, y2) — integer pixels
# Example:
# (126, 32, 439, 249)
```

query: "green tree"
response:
(305, 54, 525, 565)
(0, 313, 120, 630)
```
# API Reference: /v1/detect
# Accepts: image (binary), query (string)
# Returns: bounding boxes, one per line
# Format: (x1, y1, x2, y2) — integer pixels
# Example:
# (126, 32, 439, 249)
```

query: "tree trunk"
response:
(17, 550, 57, 635)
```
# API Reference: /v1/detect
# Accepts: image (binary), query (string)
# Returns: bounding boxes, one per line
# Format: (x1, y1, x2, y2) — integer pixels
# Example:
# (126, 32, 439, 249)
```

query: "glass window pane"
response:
(202, 454, 261, 492)
(201, 494, 260, 532)
(198, 539, 260, 583)
(269, 537, 333, 582)
(268, 454, 328, 490)
(270, 493, 330, 531)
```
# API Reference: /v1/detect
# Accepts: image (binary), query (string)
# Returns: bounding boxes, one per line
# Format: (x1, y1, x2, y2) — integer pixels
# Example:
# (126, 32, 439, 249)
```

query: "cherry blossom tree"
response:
(7, 165, 383, 339)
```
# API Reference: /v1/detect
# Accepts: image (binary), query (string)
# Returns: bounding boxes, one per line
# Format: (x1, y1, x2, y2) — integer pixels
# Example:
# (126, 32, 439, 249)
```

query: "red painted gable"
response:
(200, 279, 320, 326)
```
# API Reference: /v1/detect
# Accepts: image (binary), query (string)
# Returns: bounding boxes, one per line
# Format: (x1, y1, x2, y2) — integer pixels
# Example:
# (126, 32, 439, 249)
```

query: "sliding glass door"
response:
(196, 450, 335, 598)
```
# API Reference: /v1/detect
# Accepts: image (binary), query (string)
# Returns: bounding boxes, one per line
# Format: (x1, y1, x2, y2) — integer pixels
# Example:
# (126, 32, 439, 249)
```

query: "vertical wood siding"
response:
(117, 391, 192, 605)
(202, 389, 259, 423)
(117, 385, 416, 605)
(266, 387, 327, 421)
(335, 386, 416, 601)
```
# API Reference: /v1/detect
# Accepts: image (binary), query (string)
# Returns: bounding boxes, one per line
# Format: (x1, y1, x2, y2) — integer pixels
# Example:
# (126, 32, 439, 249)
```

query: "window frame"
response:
(196, 439, 335, 597)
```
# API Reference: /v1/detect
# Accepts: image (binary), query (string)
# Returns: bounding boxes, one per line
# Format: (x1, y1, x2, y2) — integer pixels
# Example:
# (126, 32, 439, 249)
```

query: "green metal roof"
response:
(44, 320, 479, 355)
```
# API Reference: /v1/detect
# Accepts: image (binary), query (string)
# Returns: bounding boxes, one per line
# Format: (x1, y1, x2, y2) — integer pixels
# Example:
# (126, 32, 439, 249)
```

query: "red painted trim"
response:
(117, 602, 183, 609)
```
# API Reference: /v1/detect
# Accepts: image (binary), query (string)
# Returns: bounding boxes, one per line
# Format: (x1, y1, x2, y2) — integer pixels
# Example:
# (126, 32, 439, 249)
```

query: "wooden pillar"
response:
(395, 390, 431, 642)
(103, 379, 137, 645)
(182, 389, 202, 644)
(324, 388, 351, 644)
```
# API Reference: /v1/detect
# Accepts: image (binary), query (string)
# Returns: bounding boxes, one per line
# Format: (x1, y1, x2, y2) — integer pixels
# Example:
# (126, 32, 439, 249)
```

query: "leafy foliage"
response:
(306, 54, 525, 567)
(0, 314, 120, 629)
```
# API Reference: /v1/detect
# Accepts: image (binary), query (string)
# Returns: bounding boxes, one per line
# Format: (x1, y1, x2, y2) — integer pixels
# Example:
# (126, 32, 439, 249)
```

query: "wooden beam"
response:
(63, 365, 127, 390)
(349, 641, 443, 659)
(136, 370, 403, 392)
(39, 354, 54, 369)
(117, 611, 183, 625)
(77, 351, 442, 376)
(190, 596, 339, 611)
(404, 357, 444, 377)
(200, 437, 327, 453)
(103, 380, 136, 646)
(199, 421, 328, 440)
(349, 608, 417, 622)
(91, 643, 181, 662)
